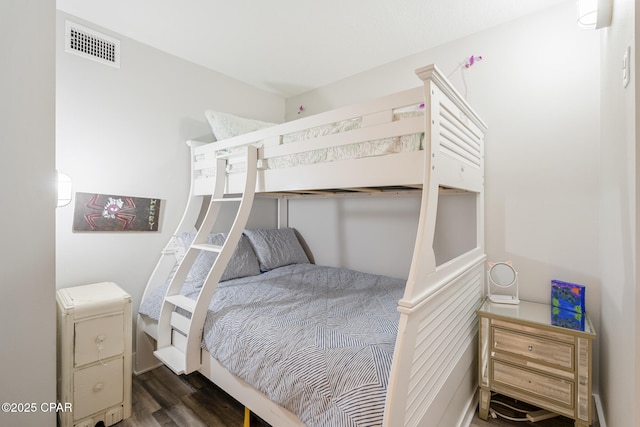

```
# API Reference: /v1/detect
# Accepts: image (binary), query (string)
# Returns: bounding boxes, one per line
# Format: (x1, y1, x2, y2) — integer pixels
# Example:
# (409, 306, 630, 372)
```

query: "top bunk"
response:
(189, 64, 487, 196)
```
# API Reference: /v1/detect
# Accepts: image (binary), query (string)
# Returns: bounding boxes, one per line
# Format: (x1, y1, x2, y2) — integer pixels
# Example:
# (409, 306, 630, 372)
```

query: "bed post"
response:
(277, 197, 289, 228)
(404, 68, 441, 298)
(384, 65, 487, 427)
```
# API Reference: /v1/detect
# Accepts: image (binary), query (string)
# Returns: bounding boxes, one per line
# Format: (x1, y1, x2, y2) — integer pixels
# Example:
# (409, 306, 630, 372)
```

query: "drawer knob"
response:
(528, 345, 533, 351)
(94, 383, 104, 392)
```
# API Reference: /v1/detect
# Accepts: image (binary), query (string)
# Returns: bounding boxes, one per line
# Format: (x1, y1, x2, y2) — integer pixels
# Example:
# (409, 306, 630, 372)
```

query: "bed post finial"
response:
(415, 64, 487, 131)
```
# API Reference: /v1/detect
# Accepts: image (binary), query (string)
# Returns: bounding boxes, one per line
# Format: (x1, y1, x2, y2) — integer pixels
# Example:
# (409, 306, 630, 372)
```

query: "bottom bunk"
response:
(137, 227, 485, 426)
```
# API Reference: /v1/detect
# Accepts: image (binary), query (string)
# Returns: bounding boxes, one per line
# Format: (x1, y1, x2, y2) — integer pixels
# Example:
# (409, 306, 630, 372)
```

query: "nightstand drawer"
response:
(75, 314, 124, 367)
(493, 327, 574, 370)
(492, 360, 573, 407)
(73, 357, 124, 420)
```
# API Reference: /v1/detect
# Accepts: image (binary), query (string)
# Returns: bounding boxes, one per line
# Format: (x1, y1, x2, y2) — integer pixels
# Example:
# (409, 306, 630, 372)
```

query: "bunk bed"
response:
(136, 64, 487, 427)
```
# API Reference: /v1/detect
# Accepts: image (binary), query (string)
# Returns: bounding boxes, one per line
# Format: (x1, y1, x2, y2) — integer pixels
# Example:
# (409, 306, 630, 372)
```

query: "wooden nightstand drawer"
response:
(75, 314, 124, 367)
(492, 360, 573, 407)
(73, 357, 124, 421)
(493, 327, 574, 370)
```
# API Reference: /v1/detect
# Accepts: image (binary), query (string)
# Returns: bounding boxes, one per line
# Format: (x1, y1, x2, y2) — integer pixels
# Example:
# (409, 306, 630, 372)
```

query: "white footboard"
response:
(384, 252, 485, 427)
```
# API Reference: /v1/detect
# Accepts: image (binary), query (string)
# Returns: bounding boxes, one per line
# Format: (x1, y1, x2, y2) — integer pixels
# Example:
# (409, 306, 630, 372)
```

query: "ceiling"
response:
(56, 0, 571, 98)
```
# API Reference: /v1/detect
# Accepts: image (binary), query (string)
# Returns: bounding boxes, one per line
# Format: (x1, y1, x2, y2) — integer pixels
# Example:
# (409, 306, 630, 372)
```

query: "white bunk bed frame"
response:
(136, 64, 487, 427)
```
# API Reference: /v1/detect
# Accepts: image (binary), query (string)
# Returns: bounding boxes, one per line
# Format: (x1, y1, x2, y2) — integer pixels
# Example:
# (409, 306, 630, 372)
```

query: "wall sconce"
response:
(577, 0, 612, 30)
(57, 172, 73, 207)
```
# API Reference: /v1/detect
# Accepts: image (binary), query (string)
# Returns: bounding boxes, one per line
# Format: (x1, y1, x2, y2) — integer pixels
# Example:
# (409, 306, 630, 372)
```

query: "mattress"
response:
(223, 106, 424, 173)
(139, 263, 405, 426)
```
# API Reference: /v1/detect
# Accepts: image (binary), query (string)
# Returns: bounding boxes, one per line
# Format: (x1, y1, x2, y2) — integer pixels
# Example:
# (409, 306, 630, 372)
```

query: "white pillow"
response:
(205, 110, 276, 141)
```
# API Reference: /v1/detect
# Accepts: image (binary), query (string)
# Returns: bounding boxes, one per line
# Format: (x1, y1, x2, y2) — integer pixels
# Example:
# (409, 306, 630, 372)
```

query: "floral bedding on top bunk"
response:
(139, 228, 404, 427)
(204, 106, 424, 172)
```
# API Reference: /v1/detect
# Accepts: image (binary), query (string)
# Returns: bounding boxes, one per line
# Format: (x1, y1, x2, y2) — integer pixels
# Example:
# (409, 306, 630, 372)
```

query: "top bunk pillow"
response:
(205, 110, 277, 141)
(244, 228, 310, 271)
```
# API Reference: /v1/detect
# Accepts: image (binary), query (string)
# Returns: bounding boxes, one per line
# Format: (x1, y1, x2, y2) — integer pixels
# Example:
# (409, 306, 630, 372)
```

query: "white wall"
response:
(286, 0, 602, 398)
(288, 191, 476, 279)
(598, 0, 637, 425)
(0, 1, 56, 426)
(288, 193, 420, 278)
(55, 12, 284, 321)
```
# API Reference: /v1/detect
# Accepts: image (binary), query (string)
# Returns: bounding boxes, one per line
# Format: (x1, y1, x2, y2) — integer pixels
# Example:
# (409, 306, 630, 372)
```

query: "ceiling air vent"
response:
(65, 21, 120, 68)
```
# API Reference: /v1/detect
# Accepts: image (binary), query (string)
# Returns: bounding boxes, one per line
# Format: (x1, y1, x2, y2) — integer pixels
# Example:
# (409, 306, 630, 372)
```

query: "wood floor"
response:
(115, 366, 594, 427)
(115, 365, 255, 427)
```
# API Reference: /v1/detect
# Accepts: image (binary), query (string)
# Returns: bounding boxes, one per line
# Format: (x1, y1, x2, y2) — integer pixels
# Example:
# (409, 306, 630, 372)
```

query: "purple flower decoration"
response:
(465, 55, 483, 69)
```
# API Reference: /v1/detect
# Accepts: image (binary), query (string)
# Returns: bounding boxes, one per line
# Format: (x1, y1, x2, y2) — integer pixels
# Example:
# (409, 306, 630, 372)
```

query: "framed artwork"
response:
(73, 192, 162, 232)
(551, 279, 586, 314)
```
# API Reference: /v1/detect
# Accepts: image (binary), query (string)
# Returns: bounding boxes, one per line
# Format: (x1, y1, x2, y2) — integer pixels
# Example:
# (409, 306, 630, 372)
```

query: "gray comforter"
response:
(139, 263, 405, 426)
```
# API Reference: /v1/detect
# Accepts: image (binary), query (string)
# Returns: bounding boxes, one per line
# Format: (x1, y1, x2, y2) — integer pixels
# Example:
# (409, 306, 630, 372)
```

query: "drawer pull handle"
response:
(96, 335, 106, 366)
(528, 345, 533, 351)
(94, 383, 104, 392)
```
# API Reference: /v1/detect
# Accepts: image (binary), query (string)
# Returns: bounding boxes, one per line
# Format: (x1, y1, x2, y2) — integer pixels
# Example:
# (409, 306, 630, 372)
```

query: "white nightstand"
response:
(56, 282, 132, 427)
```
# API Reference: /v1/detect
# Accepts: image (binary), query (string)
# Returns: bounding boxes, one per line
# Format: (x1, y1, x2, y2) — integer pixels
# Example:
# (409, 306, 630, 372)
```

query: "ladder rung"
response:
(154, 346, 186, 375)
(170, 311, 191, 335)
(191, 243, 223, 253)
(165, 295, 196, 312)
(212, 197, 243, 202)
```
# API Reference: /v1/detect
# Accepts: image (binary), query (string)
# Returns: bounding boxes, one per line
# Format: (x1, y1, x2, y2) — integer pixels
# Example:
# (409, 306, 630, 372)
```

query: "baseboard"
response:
(460, 391, 479, 427)
(133, 363, 163, 375)
(132, 351, 162, 376)
(593, 393, 606, 427)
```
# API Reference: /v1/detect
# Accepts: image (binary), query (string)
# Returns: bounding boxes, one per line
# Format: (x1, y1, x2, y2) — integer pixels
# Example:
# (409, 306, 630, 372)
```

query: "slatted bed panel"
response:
(427, 75, 485, 194)
(404, 261, 483, 426)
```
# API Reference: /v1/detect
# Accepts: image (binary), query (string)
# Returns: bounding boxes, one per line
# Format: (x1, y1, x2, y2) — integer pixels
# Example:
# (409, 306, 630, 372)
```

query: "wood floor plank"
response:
(182, 370, 215, 391)
(151, 409, 179, 427)
(164, 403, 209, 427)
(149, 365, 197, 398)
(118, 412, 162, 427)
(181, 392, 242, 427)
(139, 376, 182, 409)
(130, 379, 162, 415)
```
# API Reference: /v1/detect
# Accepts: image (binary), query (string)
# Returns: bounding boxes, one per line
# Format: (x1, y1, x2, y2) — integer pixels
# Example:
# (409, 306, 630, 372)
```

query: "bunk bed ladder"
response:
(154, 145, 258, 375)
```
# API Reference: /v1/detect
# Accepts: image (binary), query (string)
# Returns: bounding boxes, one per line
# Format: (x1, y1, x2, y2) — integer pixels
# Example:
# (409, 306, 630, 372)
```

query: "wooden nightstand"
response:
(477, 299, 596, 426)
(56, 282, 132, 427)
